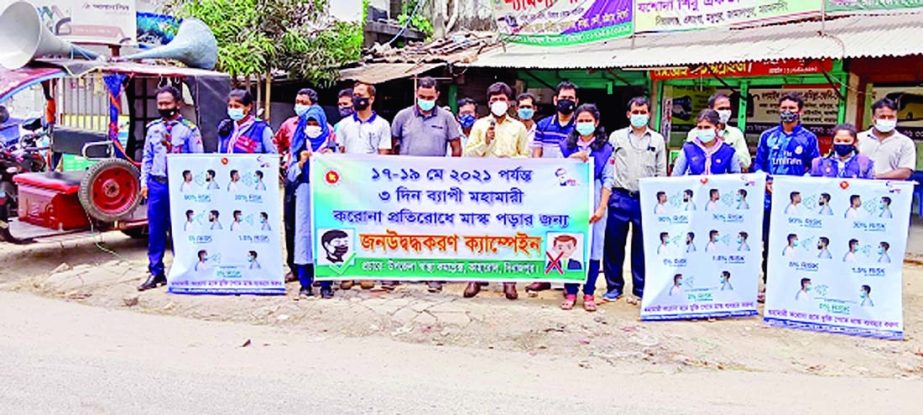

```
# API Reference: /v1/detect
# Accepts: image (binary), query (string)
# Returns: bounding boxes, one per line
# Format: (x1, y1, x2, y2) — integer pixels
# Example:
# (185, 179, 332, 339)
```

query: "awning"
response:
(469, 13, 923, 69)
(339, 63, 443, 84)
(0, 66, 65, 103)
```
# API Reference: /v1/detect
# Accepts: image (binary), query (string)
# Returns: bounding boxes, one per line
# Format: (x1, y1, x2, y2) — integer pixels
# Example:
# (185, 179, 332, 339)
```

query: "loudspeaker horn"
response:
(0, 1, 100, 70)
(120, 19, 218, 70)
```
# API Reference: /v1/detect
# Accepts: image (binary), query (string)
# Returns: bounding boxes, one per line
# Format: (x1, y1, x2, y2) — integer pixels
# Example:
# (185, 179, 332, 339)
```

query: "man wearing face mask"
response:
(602, 96, 667, 304)
(138, 86, 205, 291)
(753, 92, 819, 301)
(532, 81, 578, 159)
(516, 92, 538, 143)
(858, 98, 916, 180)
(685, 93, 751, 171)
(392, 77, 463, 159)
(456, 98, 477, 137)
(334, 88, 354, 136)
(339, 82, 392, 155)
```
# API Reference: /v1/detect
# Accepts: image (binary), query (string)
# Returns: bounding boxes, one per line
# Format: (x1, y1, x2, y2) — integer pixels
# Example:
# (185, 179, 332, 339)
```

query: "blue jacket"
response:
(810, 154, 875, 179)
(559, 140, 614, 181)
(677, 141, 738, 175)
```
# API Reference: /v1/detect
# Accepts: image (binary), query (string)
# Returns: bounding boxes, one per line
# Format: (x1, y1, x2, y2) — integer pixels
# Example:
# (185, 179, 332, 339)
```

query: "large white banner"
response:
(639, 173, 767, 320)
(167, 154, 284, 295)
(764, 176, 912, 340)
(29, 0, 137, 45)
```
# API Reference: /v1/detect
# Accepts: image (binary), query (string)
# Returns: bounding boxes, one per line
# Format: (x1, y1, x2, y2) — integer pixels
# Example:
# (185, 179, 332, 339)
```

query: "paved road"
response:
(0, 292, 919, 415)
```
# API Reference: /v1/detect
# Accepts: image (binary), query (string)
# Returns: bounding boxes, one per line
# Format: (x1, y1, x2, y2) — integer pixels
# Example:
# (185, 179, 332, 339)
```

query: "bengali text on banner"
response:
(495, 0, 633, 46)
(639, 173, 767, 321)
(634, 0, 821, 33)
(309, 155, 594, 282)
(764, 176, 911, 340)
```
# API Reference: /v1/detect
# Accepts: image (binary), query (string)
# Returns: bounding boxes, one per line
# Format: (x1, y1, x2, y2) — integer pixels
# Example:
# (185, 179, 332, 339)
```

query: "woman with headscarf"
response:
(287, 106, 334, 298)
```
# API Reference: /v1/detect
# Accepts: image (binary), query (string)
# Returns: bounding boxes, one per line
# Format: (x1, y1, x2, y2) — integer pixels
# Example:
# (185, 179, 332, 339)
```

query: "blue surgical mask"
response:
(459, 114, 476, 129)
(418, 98, 436, 112)
(630, 113, 649, 128)
(575, 121, 596, 137)
(517, 107, 534, 120)
(878, 247, 884, 255)
(294, 104, 310, 117)
(228, 107, 245, 121)
(697, 128, 717, 143)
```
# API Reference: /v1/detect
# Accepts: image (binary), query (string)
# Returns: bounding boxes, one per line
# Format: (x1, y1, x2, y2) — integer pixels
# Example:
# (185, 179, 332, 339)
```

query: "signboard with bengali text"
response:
(634, 0, 821, 33)
(494, 0, 633, 46)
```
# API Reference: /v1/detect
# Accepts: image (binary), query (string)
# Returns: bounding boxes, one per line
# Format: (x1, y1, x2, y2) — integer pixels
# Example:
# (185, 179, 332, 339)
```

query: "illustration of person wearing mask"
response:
(879, 196, 893, 219)
(323, 229, 351, 264)
(654, 191, 668, 214)
(208, 210, 223, 230)
(737, 231, 750, 252)
(555, 168, 576, 187)
(227, 170, 241, 192)
(720, 271, 733, 291)
(195, 250, 209, 272)
(184, 209, 196, 231)
(669, 274, 684, 296)
(817, 192, 833, 215)
(705, 230, 719, 252)
(845, 195, 862, 219)
(877, 241, 891, 263)
(248, 250, 261, 270)
(685, 232, 697, 253)
(785, 191, 802, 215)
(736, 189, 749, 210)
(259, 211, 271, 231)
(782, 233, 799, 258)
(657, 232, 670, 255)
(843, 238, 859, 262)
(205, 169, 220, 190)
(180, 170, 194, 192)
(682, 189, 696, 211)
(860, 284, 874, 307)
(817, 237, 832, 259)
(230, 210, 242, 231)
(254, 170, 267, 191)
(705, 189, 720, 212)
(795, 278, 812, 302)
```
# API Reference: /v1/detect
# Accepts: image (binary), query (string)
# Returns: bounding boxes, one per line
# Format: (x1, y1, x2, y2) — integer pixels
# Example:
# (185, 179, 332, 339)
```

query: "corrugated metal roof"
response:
(469, 14, 923, 69)
(339, 63, 443, 84)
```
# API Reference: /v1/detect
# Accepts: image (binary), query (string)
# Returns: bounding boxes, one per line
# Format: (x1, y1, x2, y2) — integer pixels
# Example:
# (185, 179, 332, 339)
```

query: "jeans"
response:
(297, 264, 331, 290)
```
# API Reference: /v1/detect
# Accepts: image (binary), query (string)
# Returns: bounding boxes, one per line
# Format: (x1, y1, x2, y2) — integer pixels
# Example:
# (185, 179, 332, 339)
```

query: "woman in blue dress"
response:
(217, 89, 277, 154)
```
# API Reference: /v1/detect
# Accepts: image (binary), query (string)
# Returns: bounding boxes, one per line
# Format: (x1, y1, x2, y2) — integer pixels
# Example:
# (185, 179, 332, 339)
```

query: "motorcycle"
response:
(0, 118, 48, 238)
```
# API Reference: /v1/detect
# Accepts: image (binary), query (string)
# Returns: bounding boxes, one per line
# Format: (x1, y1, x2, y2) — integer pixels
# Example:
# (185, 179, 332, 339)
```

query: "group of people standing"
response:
(135, 78, 916, 312)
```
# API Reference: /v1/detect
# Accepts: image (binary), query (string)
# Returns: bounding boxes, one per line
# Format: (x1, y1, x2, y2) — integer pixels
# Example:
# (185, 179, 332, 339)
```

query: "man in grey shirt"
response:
(858, 97, 916, 180)
(392, 77, 463, 158)
(602, 96, 667, 304)
(391, 77, 462, 292)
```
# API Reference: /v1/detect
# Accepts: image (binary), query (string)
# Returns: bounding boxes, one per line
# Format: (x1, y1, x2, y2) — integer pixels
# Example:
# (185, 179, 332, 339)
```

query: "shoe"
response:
(525, 282, 551, 293)
(463, 282, 481, 298)
(284, 271, 297, 283)
(340, 280, 354, 290)
(427, 281, 443, 293)
(359, 280, 376, 290)
(503, 283, 518, 300)
(381, 281, 399, 291)
(137, 274, 166, 291)
(602, 289, 623, 302)
(299, 286, 314, 298)
(320, 286, 334, 299)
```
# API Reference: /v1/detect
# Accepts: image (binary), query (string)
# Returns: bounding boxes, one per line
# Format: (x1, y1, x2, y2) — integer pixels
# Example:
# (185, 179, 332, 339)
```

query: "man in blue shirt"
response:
(753, 92, 819, 297)
(531, 81, 578, 159)
(138, 86, 205, 291)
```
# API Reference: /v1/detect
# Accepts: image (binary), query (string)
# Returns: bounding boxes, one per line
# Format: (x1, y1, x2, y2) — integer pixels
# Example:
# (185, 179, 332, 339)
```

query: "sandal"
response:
(626, 296, 641, 306)
(583, 295, 597, 312)
(561, 294, 577, 310)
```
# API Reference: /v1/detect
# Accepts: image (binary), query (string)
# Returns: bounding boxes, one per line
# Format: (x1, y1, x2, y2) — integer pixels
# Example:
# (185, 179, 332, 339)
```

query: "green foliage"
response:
(167, 0, 362, 85)
(398, 0, 433, 39)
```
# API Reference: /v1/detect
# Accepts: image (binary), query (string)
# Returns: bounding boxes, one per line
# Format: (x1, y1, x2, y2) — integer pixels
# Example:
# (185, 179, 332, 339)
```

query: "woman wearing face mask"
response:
(287, 106, 335, 299)
(809, 124, 874, 179)
(671, 109, 741, 176)
(558, 104, 614, 312)
(218, 89, 277, 154)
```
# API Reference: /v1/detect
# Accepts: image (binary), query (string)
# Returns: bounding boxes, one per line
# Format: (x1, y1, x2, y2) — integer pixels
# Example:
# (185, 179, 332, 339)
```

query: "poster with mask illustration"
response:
(764, 176, 911, 340)
(639, 173, 767, 321)
(310, 155, 593, 282)
(166, 154, 284, 295)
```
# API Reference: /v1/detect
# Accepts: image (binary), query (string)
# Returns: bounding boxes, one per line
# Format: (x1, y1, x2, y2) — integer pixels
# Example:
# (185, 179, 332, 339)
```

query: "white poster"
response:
(639, 173, 767, 320)
(764, 176, 911, 340)
(31, 0, 137, 45)
(167, 154, 284, 295)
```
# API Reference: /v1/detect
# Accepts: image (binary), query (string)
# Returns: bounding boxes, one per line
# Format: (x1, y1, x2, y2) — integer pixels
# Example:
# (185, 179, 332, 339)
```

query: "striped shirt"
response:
(533, 115, 575, 159)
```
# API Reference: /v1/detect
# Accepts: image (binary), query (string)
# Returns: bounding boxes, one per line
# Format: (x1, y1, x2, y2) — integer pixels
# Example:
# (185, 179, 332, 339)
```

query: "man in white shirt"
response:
(817, 193, 833, 215)
(736, 189, 749, 210)
(879, 196, 893, 219)
(657, 232, 670, 255)
(685, 232, 697, 253)
(844, 239, 859, 262)
(685, 92, 751, 171)
(782, 233, 799, 258)
(737, 231, 750, 252)
(720, 271, 733, 291)
(682, 189, 696, 211)
(817, 237, 832, 259)
(208, 210, 223, 230)
(230, 210, 242, 231)
(845, 195, 862, 219)
(785, 191, 801, 215)
(205, 169, 220, 190)
(669, 274, 684, 297)
(184, 209, 196, 232)
(227, 170, 240, 192)
(878, 241, 891, 263)
(857, 98, 916, 180)
(705, 188, 720, 211)
(860, 285, 875, 307)
(339, 82, 392, 155)
(180, 170, 194, 192)
(259, 212, 271, 231)
(705, 230, 719, 252)
(654, 191, 668, 214)
(795, 278, 812, 302)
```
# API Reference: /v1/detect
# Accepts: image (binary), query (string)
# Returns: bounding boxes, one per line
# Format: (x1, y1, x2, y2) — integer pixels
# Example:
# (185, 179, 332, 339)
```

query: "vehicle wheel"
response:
(78, 159, 141, 223)
(121, 227, 148, 240)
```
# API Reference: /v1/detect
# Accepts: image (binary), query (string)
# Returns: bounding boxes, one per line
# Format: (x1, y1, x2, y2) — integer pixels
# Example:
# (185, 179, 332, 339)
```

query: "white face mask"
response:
(490, 101, 509, 117)
(875, 118, 897, 133)
(304, 125, 322, 138)
(717, 109, 733, 124)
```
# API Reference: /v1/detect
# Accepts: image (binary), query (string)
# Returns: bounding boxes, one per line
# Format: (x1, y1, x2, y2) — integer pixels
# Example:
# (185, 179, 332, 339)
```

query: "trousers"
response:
(147, 178, 171, 277)
(603, 191, 645, 298)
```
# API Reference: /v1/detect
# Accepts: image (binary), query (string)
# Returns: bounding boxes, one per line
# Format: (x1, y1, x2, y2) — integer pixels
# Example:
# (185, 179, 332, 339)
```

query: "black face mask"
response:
(353, 97, 370, 111)
(556, 99, 576, 115)
(159, 108, 178, 119)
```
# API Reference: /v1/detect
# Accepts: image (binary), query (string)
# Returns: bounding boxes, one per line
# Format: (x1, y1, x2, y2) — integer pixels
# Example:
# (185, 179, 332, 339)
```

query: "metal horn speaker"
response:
(120, 18, 218, 70)
(0, 1, 100, 70)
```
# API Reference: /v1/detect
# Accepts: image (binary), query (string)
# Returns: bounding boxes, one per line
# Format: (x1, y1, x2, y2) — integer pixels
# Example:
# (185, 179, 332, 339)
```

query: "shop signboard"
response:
(635, 0, 821, 33)
(826, 0, 923, 13)
(746, 86, 840, 152)
(29, 0, 137, 45)
(494, 0, 633, 46)
(650, 60, 834, 81)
